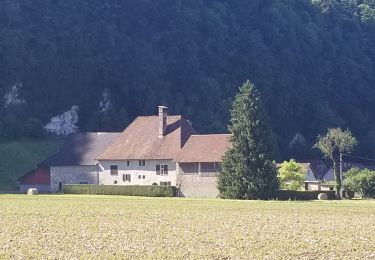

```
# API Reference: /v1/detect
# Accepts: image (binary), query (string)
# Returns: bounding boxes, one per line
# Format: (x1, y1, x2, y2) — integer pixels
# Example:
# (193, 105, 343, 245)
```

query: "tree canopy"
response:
(344, 168, 375, 198)
(314, 127, 357, 198)
(0, 0, 375, 159)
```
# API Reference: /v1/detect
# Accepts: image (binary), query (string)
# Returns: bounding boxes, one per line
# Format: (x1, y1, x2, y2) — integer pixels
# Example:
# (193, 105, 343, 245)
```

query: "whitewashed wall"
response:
(98, 160, 177, 186)
(50, 165, 99, 192)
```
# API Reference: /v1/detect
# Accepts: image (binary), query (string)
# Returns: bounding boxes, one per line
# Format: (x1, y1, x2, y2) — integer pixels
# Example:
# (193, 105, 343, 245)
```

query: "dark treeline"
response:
(0, 0, 375, 160)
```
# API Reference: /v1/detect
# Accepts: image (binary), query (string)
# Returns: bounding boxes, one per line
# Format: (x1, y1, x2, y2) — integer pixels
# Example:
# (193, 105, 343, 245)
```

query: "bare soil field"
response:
(0, 195, 374, 259)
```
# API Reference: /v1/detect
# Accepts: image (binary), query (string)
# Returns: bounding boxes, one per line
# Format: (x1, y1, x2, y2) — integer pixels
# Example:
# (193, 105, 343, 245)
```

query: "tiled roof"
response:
(18, 167, 50, 185)
(40, 132, 120, 166)
(308, 160, 329, 179)
(96, 115, 197, 160)
(176, 134, 232, 163)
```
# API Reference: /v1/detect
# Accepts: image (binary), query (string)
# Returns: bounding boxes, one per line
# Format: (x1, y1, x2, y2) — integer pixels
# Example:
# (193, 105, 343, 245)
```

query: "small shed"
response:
(17, 167, 50, 193)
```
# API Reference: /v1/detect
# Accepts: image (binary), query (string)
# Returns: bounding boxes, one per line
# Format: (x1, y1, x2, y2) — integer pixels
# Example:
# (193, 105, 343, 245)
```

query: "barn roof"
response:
(18, 167, 50, 185)
(97, 116, 197, 160)
(307, 160, 329, 179)
(176, 134, 232, 163)
(40, 132, 120, 166)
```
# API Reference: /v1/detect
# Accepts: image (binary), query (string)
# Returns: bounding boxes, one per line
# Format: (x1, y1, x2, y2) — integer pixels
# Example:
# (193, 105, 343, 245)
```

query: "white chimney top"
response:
(158, 106, 168, 138)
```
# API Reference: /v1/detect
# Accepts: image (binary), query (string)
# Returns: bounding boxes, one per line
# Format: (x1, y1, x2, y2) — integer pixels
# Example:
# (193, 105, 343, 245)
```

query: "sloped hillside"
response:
(0, 0, 374, 159)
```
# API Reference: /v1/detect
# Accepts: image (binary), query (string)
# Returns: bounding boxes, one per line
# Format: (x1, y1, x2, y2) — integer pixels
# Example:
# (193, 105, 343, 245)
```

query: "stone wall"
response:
(177, 174, 219, 198)
(50, 165, 99, 192)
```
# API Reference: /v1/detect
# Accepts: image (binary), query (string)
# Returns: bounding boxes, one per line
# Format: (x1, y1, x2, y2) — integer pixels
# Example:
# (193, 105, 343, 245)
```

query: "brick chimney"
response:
(158, 106, 168, 138)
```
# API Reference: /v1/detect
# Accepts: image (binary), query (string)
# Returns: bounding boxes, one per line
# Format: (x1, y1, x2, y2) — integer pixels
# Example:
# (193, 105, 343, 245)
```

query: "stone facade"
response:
(98, 160, 177, 186)
(50, 165, 99, 192)
(177, 162, 220, 197)
(177, 174, 219, 198)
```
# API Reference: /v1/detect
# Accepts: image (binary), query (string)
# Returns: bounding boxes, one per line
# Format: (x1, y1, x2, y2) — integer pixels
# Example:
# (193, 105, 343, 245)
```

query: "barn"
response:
(18, 167, 51, 193)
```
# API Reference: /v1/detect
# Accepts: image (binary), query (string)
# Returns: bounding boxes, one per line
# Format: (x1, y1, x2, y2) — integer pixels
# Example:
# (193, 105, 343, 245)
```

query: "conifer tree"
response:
(218, 80, 279, 199)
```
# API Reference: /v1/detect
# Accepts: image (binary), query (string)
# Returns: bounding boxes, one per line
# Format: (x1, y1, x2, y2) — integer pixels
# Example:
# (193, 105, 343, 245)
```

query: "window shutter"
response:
(164, 165, 168, 175)
(156, 165, 160, 175)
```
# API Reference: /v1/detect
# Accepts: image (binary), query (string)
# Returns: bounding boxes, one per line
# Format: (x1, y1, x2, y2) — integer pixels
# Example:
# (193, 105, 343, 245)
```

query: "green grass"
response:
(0, 139, 63, 190)
(0, 195, 375, 259)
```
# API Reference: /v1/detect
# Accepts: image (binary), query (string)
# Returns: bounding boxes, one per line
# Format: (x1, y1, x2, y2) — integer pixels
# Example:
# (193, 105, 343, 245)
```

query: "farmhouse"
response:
(302, 160, 334, 191)
(19, 106, 231, 197)
(22, 105, 368, 196)
(96, 106, 230, 197)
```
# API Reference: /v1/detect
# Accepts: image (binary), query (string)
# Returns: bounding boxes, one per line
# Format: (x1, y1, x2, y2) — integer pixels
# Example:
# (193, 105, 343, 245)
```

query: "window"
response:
(160, 181, 171, 186)
(142, 175, 145, 179)
(180, 163, 198, 175)
(138, 175, 141, 179)
(139, 160, 145, 166)
(201, 162, 221, 173)
(110, 165, 118, 176)
(127, 161, 130, 166)
(79, 181, 89, 184)
(156, 164, 168, 175)
(114, 180, 117, 184)
(123, 174, 131, 182)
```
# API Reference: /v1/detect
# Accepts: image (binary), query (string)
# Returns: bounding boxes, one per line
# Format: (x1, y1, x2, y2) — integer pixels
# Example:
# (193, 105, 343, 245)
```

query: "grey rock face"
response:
(4, 82, 25, 108)
(44, 106, 79, 136)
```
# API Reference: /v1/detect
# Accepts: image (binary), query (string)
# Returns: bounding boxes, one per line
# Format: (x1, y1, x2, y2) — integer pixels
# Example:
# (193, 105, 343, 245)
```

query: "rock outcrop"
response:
(44, 106, 79, 136)
(4, 82, 25, 108)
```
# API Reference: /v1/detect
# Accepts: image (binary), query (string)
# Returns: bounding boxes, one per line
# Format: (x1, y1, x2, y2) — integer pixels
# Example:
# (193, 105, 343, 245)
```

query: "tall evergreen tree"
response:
(218, 80, 279, 199)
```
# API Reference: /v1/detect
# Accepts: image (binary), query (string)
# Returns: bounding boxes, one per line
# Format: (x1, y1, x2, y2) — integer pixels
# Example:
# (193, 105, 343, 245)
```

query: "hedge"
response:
(63, 185, 177, 197)
(270, 190, 336, 200)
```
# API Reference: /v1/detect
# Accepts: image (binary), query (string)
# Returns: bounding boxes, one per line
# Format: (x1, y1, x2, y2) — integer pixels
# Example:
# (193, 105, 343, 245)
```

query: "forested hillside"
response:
(1, 0, 375, 160)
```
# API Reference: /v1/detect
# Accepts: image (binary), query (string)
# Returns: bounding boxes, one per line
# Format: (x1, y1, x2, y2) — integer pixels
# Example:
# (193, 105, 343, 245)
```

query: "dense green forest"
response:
(0, 0, 375, 160)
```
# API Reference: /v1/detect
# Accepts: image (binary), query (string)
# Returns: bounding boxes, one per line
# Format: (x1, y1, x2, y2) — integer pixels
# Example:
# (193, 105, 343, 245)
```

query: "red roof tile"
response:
(176, 134, 232, 163)
(18, 167, 50, 185)
(97, 115, 197, 160)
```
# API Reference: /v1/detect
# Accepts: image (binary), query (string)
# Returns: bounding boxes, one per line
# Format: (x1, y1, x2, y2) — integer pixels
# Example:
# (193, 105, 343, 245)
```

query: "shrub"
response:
(344, 168, 375, 198)
(270, 190, 335, 200)
(277, 159, 305, 190)
(63, 185, 177, 197)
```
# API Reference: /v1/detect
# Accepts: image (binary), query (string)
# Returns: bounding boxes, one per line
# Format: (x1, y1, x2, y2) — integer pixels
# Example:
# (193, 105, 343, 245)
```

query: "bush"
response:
(277, 159, 305, 190)
(344, 168, 375, 198)
(270, 190, 335, 200)
(63, 185, 177, 197)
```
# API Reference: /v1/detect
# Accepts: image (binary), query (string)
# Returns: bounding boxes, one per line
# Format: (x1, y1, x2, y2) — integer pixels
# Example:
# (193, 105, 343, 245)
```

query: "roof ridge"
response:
(137, 115, 182, 118)
(190, 134, 231, 136)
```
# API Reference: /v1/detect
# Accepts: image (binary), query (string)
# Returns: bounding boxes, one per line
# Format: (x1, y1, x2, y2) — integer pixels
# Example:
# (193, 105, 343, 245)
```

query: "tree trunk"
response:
(333, 160, 341, 199)
(333, 149, 341, 199)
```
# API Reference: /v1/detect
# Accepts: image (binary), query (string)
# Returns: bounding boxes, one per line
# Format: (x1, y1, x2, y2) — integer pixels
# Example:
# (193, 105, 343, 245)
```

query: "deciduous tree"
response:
(278, 159, 305, 190)
(314, 128, 357, 199)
